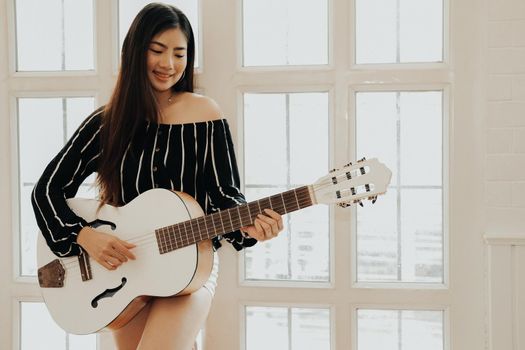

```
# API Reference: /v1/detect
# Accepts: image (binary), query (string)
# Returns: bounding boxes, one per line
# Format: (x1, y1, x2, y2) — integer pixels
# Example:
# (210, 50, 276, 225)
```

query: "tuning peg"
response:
(343, 162, 353, 167)
(357, 157, 366, 163)
(353, 199, 364, 207)
(337, 202, 352, 208)
(329, 168, 339, 173)
(368, 195, 378, 204)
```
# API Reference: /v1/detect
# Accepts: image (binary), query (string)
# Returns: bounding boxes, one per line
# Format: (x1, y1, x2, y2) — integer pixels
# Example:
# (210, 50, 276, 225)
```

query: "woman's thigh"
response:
(137, 287, 212, 350)
(112, 301, 153, 350)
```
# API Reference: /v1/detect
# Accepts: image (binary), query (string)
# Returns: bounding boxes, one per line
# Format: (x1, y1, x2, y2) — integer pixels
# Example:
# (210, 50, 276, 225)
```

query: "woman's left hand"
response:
(240, 209, 283, 241)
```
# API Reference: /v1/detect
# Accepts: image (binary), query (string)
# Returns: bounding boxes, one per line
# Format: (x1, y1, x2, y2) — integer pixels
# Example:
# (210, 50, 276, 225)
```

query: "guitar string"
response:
(59, 172, 370, 272)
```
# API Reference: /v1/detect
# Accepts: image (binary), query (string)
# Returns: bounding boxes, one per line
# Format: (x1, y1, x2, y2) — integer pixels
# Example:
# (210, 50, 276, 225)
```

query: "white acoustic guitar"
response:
(37, 158, 392, 334)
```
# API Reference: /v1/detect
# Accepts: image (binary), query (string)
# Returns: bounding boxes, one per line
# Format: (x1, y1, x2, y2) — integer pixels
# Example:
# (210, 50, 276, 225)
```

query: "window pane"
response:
(246, 306, 330, 350)
(118, 0, 200, 67)
(291, 308, 331, 350)
(357, 189, 398, 281)
(243, 0, 328, 66)
(244, 92, 330, 282)
(15, 0, 94, 71)
(20, 302, 96, 350)
(18, 97, 96, 276)
(356, 91, 443, 283)
(355, 0, 443, 64)
(245, 187, 291, 280)
(357, 309, 443, 350)
(401, 189, 443, 282)
(244, 94, 288, 185)
(400, 92, 442, 186)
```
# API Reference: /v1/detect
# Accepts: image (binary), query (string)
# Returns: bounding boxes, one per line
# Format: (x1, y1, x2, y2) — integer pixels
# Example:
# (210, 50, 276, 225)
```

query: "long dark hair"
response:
(97, 3, 195, 205)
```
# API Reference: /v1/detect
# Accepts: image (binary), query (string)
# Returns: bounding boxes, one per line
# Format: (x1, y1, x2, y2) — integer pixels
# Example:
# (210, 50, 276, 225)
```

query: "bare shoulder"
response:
(184, 93, 223, 122)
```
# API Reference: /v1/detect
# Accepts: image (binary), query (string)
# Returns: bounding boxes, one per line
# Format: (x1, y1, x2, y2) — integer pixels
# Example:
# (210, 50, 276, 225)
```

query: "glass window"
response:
(118, 0, 200, 67)
(355, 0, 443, 64)
(355, 91, 443, 283)
(243, 92, 330, 282)
(242, 0, 329, 67)
(357, 309, 444, 350)
(246, 306, 330, 350)
(18, 97, 96, 276)
(20, 302, 96, 350)
(15, 0, 94, 71)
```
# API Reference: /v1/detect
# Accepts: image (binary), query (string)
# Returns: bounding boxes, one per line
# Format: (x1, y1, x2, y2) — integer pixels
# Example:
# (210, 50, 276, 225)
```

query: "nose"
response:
(159, 53, 174, 70)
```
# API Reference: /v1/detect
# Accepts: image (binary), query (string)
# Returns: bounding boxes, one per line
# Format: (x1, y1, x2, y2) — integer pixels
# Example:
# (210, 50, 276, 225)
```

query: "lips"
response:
(153, 71, 173, 81)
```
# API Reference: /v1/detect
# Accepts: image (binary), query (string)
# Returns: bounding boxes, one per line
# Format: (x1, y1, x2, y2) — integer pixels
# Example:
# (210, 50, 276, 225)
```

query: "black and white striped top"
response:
(31, 107, 257, 257)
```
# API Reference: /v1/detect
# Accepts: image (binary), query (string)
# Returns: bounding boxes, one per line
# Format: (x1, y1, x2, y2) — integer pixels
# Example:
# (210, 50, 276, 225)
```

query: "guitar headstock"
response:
(312, 158, 392, 207)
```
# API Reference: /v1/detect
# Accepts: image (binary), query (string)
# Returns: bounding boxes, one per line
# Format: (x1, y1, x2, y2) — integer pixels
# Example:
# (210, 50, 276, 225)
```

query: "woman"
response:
(31, 3, 283, 349)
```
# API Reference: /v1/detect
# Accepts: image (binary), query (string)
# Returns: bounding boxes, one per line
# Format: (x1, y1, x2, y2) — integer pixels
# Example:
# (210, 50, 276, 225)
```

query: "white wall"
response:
(485, 1, 525, 349)
(486, 0, 525, 228)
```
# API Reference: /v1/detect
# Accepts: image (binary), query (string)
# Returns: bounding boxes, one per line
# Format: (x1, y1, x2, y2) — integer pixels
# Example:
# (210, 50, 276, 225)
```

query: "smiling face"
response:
(146, 27, 188, 99)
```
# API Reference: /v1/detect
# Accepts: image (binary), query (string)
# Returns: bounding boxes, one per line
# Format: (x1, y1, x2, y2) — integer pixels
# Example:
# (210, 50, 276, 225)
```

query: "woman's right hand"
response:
(77, 226, 136, 270)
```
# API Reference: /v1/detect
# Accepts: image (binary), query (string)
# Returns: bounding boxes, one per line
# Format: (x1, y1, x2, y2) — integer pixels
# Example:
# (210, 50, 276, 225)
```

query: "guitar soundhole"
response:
(88, 219, 117, 230)
(91, 277, 127, 308)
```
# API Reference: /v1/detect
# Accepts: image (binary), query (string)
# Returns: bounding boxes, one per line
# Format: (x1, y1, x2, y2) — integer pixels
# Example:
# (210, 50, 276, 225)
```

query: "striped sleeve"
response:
(31, 109, 103, 257)
(205, 119, 257, 251)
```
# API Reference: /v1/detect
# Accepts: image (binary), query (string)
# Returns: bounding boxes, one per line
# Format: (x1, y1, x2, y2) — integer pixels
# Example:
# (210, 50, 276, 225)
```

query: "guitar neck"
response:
(155, 186, 314, 254)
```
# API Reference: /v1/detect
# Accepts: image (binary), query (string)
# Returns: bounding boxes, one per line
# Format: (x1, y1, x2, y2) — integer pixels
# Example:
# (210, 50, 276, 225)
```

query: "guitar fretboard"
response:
(154, 186, 313, 254)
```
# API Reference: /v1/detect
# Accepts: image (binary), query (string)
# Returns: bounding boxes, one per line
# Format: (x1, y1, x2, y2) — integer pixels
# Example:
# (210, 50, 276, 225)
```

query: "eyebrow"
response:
(150, 41, 186, 50)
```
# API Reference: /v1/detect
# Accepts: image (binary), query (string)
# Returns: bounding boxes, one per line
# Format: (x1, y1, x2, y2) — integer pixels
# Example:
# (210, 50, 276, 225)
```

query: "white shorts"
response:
(202, 252, 219, 297)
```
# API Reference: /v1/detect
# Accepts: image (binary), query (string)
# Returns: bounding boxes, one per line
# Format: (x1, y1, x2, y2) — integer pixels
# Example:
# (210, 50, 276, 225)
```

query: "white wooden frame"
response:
(239, 301, 336, 350)
(348, 84, 451, 291)
(236, 85, 336, 290)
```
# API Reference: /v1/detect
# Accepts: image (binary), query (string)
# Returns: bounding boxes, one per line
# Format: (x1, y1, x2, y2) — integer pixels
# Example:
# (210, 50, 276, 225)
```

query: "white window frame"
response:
(240, 301, 336, 350)
(349, 304, 451, 350)
(237, 85, 336, 290)
(348, 84, 451, 290)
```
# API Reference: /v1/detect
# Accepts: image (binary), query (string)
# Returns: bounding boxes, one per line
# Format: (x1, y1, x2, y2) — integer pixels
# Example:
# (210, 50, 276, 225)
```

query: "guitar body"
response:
(37, 189, 214, 335)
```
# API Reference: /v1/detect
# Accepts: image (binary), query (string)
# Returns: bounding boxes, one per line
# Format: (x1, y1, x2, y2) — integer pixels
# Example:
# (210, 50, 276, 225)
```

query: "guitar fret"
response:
(224, 210, 234, 232)
(181, 222, 187, 245)
(168, 227, 175, 251)
(210, 215, 218, 237)
(165, 227, 171, 251)
(167, 227, 173, 253)
(239, 204, 250, 226)
(230, 208, 241, 230)
(246, 203, 252, 222)
(200, 217, 208, 240)
(164, 227, 170, 253)
(227, 209, 233, 232)
(183, 221, 190, 245)
(189, 220, 196, 244)
(156, 229, 162, 253)
(218, 211, 226, 234)
(280, 192, 287, 213)
(270, 194, 285, 215)
(283, 190, 299, 212)
(174, 224, 181, 248)
(260, 197, 271, 213)
(293, 189, 300, 210)
(248, 201, 260, 221)
(203, 216, 209, 240)
(196, 218, 202, 242)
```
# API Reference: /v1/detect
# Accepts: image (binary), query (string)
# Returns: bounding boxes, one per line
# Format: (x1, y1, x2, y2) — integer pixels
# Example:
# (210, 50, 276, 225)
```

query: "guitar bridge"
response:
(38, 259, 65, 288)
(78, 250, 93, 281)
